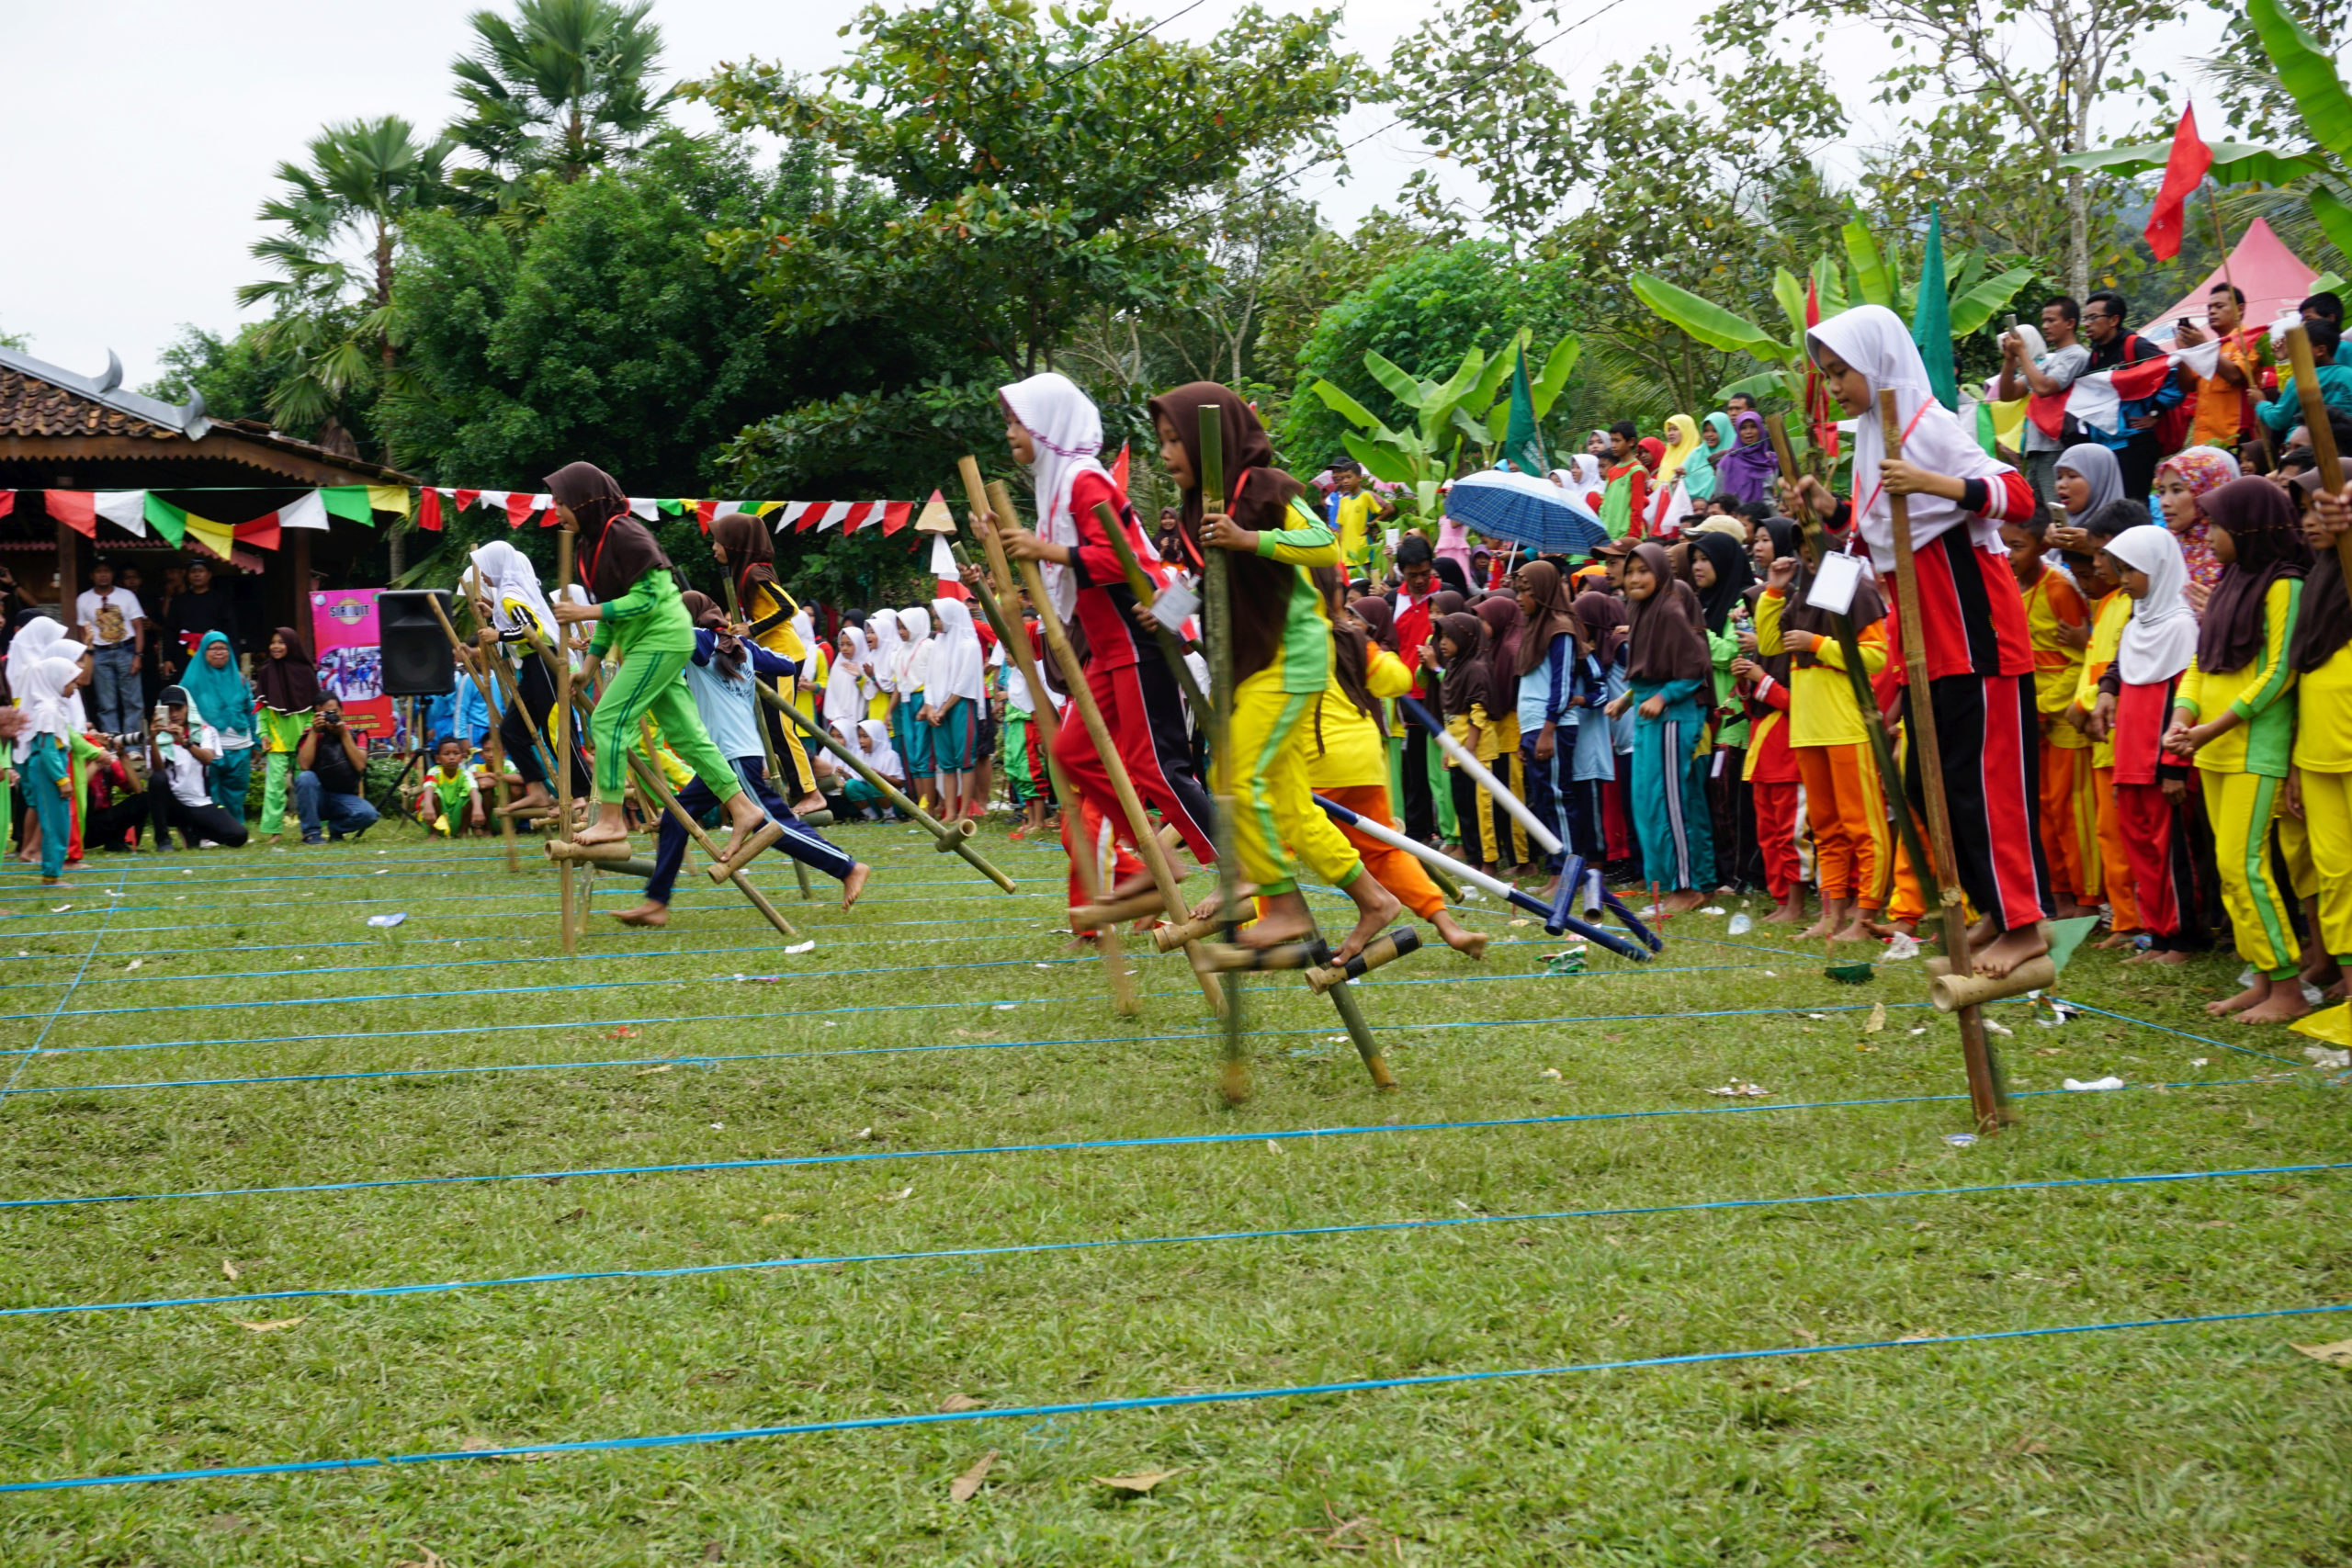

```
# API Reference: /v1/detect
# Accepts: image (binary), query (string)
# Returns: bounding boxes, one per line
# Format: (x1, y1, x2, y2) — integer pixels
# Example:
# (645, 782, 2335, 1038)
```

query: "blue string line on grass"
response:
(0, 1077, 2269, 1213)
(5, 1300, 2344, 1494)
(2053, 997, 2306, 1067)
(10, 1158, 2336, 1321)
(0, 860, 133, 1099)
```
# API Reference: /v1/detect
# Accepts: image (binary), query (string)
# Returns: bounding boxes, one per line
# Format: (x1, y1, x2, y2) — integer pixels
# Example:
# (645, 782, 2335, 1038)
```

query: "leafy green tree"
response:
(447, 0, 675, 208)
(693, 0, 1355, 381)
(1280, 242, 1578, 467)
(237, 116, 455, 451)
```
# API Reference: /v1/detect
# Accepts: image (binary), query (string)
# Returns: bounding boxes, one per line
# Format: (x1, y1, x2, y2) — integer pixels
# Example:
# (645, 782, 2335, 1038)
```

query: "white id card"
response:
(1805, 551, 1862, 617)
(1151, 580, 1200, 633)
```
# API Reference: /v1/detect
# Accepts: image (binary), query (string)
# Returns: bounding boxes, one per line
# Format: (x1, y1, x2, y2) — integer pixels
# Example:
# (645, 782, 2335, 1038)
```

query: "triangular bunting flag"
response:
(94, 491, 148, 537)
(794, 502, 824, 533)
(930, 533, 967, 599)
(842, 502, 880, 534)
(418, 488, 444, 532)
(280, 490, 331, 531)
(628, 497, 660, 521)
(455, 489, 481, 513)
(182, 511, 236, 562)
(366, 484, 412, 520)
(142, 495, 187, 545)
(45, 491, 96, 537)
(234, 515, 282, 551)
(529, 492, 554, 525)
(881, 501, 913, 536)
(320, 486, 372, 525)
(754, 501, 785, 517)
(658, 498, 684, 516)
(0, 491, 12, 520)
(914, 489, 956, 534)
(1111, 443, 1130, 495)
(503, 493, 535, 529)
(816, 502, 853, 533)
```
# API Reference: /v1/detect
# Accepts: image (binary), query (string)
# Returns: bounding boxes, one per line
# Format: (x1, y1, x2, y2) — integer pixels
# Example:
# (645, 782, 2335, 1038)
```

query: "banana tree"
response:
(1308, 342, 1518, 522)
(1478, 329, 1582, 458)
(1629, 215, 2036, 425)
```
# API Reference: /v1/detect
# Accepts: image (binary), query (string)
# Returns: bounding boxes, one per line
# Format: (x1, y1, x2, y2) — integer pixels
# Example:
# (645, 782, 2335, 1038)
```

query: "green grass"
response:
(0, 820, 2345, 1566)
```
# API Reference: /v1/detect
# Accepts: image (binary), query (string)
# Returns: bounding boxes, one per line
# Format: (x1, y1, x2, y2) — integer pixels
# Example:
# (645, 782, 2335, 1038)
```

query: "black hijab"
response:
(2197, 479, 2312, 673)
(548, 461, 669, 603)
(1623, 542, 1713, 684)
(1689, 530, 1756, 636)
(1145, 381, 1307, 685)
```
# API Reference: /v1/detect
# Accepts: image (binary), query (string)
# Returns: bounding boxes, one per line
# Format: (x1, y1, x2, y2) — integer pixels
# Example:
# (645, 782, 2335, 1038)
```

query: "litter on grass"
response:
(1725, 912, 1753, 935)
(2063, 1076, 2125, 1092)
(1944, 1133, 1978, 1147)
(1883, 932, 1920, 961)
(366, 913, 406, 929)
(784, 941, 816, 955)
(1708, 1083, 1770, 1098)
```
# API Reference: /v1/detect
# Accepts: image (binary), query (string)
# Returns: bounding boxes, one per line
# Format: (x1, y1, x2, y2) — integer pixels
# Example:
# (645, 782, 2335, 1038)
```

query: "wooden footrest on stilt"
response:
(929, 816, 978, 852)
(545, 838, 637, 863)
(1196, 939, 1328, 973)
(1305, 928, 1422, 993)
(1071, 888, 1168, 932)
(797, 808, 836, 828)
(707, 819, 787, 882)
(1929, 955, 2057, 1011)
(606, 857, 658, 880)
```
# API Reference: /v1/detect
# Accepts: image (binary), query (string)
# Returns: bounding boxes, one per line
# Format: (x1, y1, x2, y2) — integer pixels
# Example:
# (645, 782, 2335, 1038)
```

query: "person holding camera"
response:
(293, 696, 378, 844)
(146, 685, 249, 851)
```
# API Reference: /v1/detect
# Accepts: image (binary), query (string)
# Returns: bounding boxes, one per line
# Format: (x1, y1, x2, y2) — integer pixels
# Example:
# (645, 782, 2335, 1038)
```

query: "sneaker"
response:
(302, 834, 323, 846)
(198, 840, 220, 849)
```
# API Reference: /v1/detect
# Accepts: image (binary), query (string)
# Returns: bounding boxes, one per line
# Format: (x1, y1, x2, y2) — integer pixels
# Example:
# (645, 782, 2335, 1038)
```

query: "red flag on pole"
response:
(2145, 103, 2212, 262)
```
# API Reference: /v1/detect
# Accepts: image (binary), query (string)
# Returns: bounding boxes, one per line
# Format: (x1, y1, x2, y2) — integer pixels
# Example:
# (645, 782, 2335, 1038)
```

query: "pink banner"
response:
(309, 589, 395, 739)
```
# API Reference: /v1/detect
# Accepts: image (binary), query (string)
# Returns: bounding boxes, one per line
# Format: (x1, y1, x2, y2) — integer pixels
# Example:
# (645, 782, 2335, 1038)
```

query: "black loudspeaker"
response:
(377, 590, 458, 697)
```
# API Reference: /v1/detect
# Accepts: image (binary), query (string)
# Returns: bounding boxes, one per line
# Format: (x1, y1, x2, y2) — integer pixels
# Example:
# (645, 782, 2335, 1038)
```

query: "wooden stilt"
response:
(631, 718, 799, 941)
(1877, 389, 2010, 1133)
(715, 566, 814, 902)
(952, 460, 1137, 1018)
(1196, 410, 1250, 1102)
(554, 525, 580, 955)
(425, 589, 519, 873)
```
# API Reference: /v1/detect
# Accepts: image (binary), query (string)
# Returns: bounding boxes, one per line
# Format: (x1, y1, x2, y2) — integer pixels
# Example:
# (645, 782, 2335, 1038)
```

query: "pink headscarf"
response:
(2156, 446, 2238, 596)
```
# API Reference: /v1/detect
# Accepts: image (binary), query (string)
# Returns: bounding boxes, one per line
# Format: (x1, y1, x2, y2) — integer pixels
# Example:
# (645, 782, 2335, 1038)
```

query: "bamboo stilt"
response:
(632, 718, 799, 941)
(1196, 409, 1250, 1102)
(426, 588, 518, 874)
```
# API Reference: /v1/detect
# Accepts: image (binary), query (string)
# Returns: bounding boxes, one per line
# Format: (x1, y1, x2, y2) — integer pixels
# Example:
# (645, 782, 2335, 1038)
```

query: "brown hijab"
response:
(254, 626, 321, 712)
(1624, 542, 1713, 684)
(1435, 611, 1491, 716)
(1146, 381, 1309, 685)
(1573, 590, 1629, 664)
(1515, 559, 1579, 676)
(1313, 566, 1383, 749)
(2198, 478, 2313, 673)
(711, 512, 779, 598)
(1351, 594, 1397, 653)
(1475, 593, 1523, 716)
(548, 461, 669, 603)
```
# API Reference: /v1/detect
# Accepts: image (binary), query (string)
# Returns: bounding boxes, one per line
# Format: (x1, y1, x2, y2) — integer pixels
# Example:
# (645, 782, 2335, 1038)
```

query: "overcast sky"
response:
(4, 0, 2233, 392)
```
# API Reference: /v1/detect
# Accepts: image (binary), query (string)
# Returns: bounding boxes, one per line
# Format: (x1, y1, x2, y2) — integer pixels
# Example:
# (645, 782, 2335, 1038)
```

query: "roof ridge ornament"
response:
(95, 350, 123, 393)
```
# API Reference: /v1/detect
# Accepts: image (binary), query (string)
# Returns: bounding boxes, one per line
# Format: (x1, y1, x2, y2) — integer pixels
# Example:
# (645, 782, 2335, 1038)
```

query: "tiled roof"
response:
(0, 364, 181, 441)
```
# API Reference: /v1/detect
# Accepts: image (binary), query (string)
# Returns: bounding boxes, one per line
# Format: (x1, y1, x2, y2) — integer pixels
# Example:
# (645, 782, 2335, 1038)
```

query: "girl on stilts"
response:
(2164, 478, 2311, 1023)
(1607, 541, 1716, 915)
(709, 513, 827, 818)
(1800, 305, 2050, 977)
(1148, 380, 1399, 960)
(542, 462, 767, 859)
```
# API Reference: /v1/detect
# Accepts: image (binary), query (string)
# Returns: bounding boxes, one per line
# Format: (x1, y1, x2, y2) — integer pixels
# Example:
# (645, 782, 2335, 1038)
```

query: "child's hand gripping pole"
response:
(1875, 388, 2011, 1134)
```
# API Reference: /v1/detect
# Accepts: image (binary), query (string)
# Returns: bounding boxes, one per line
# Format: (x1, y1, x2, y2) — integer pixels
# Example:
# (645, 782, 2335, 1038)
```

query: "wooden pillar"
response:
(288, 532, 312, 635)
(54, 519, 77, 618)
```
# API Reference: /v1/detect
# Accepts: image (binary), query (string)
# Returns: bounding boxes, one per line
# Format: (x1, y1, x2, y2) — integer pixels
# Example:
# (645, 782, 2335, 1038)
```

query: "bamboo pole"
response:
(631, 717, 799, 940)
(554, 525, 580, 953)
(1196, 408, 1250, 1101)
(426, 588, 519, 874)
(946, 525, 1138, 1018)
(1876, 388, 2009, 1133)
(759, 684, 1015, 894)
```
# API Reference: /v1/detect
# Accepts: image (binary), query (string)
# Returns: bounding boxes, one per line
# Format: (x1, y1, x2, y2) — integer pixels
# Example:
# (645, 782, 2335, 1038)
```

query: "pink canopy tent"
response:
(2141, 218, 2321, 343)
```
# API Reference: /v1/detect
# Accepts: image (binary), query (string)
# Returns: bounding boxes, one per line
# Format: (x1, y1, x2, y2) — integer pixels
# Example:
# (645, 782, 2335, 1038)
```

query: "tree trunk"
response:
(377, 216, 399, 474)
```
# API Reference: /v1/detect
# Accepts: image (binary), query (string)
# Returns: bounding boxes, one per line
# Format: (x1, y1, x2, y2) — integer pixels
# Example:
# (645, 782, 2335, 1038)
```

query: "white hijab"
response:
(468, 540, 557, 642)
(866, 612, 902, 694)
(924, 597, 986, 703)
(858, 716, 904, 779)
(14, 656, 83, 761)
(2108, 524, 2201, 685)
(823, 625, 868, 728)
(1000, 370, 1109, 619)
(897, 606, 933, 690)
(11, 616, 67, 667)
(1807, 304, 2013, 570)
(1566, 456, 1603, 491)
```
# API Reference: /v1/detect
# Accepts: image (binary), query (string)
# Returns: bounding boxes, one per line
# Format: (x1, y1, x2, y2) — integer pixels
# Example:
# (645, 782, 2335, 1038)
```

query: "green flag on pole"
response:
(1503, 344, 1547, 476)
(1911, 203, 1958, 412)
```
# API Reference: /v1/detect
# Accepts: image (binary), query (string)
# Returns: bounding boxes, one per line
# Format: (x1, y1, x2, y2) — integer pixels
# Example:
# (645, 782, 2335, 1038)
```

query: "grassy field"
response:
(0, 817, 2345, 1566)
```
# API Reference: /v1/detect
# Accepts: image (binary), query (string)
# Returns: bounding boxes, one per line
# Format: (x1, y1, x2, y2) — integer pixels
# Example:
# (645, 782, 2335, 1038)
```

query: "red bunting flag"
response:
(234, 515, 281, 551)
(881, 500, 913, 536)
(2145, 103, 2212, 262)
(0, 490, 14, 520)
(419, 488, 444, 532)
(454, 489, 481, 513)
(505, 492, 536, 529)
(45, 491, 96, 537)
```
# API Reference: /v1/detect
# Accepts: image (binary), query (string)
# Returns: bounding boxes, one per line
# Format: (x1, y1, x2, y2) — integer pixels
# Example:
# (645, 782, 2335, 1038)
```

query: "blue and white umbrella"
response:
(1442, 469, 1609, 558)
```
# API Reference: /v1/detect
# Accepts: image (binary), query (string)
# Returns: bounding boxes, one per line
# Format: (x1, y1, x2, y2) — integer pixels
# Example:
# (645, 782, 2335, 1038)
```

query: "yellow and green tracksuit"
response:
(2177, 578, 2301, 977)
(1213, 513, 1366, 899)
(258, 705, 309, 835)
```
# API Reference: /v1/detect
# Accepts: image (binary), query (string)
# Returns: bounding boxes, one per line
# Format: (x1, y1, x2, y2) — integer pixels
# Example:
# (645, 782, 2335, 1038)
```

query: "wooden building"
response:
(0, 344, 411, 652)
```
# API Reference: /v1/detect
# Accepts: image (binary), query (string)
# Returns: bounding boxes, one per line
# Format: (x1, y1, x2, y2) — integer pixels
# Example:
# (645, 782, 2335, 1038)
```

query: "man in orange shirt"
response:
(2172, 282, 2263, 454)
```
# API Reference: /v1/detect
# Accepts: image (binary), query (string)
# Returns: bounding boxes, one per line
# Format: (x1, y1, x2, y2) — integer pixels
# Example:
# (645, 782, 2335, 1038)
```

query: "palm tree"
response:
(238, 116, 454, 441)
(448, 0, 673, 200)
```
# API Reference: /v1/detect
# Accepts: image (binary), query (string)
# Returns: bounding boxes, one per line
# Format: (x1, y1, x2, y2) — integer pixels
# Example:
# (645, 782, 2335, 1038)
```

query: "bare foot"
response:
(2052, 899, 2092, 920)
(575, 819, 631, 848)
(1973, 923, 2050, 978)
(1967, 915, 1998, 950)
(2236, 983, 2312, 1024)
(792, 794, 826, 817)
(2127, 947, 2191, 966)
(1657, 888, 1708, 917)
(1798, 914, 1839, 941)
(841, 862, 870, 911)
(1829, 919, 1876, 944)
(1333, 876, 1403, 964)
(2093, 931, 2136, 951)
(1238, 898, 1316, 952)
(714, 797, 768, 864)
(496, 785, 555, 817)
(1433, 911, 1487, 958)
(2302, 958, 2344, 990)
(1534, 877, 1560, 901)
(1108, 870, 1159, 905)
(2204, 977, 2270, 1017)
(612, 901, 669, 928)
(1763, 898, 1807, 926)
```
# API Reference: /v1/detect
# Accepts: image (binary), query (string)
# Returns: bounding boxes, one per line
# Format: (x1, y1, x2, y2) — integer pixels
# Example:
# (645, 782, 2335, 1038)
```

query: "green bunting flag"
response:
(1503, 345, 1547, 477)
(1911, 203, 1958, 412)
